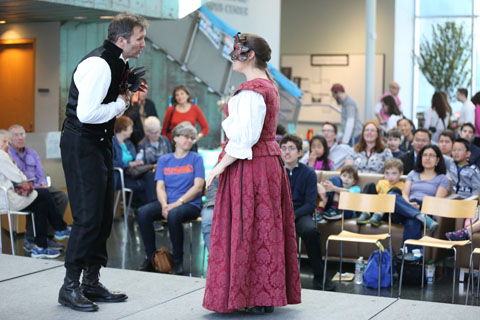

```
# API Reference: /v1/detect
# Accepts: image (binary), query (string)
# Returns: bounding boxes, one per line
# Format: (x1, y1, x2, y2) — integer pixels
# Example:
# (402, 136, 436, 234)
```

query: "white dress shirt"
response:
(223, 90, 267, 160)
(74, 55, 127, 124)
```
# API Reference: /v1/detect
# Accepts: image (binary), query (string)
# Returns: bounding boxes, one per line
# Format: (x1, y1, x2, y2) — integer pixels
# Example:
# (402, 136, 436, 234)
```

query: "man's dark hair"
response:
(276, 124, 287, 136)
(108, 12, 148, 43)
(460, 122, 475, 132)
(279, 134, 303, 151)
(454, 138, 471, 152)
(414, 144, 446, 174)
(387, 128, 402, 139)
(457, 88, 468, 98)
(414, 128, 432, 140)
(323, 122, 338, 134)
(439, 129, 456, 143)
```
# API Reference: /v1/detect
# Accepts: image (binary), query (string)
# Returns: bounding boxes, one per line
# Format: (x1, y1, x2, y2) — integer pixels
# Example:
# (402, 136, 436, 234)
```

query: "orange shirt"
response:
(161, 104, 209, 141)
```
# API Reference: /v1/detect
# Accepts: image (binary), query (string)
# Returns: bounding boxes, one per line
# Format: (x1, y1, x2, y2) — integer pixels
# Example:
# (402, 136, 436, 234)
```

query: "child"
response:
(317, 165, 360, 221)
(445, 138, 480, 240)
(387, 129, 404, 158)
(307, 135, 332, 170)
(357, 159, 405, 226)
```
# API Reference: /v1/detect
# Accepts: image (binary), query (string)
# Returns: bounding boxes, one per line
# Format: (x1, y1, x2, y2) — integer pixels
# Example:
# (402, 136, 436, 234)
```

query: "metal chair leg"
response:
(7, 213, 15, 255)
(323, 239, 330, 290)
(189, 221, 193, 277)
(398, 244, 407, 298)
(452, 248, 456, 304)
(421, 249, 425, 289)
(389, 238, 393, 289)
(339, 241, 343, 283)
(476, 258, 480, 297)
(466, 250, 474, 305)
(298, 237, 302, 271)
(31, 213, 36, 237)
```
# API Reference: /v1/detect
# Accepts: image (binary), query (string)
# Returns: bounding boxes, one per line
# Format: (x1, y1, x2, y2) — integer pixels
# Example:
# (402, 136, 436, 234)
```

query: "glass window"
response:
(419, 0, 472, 17)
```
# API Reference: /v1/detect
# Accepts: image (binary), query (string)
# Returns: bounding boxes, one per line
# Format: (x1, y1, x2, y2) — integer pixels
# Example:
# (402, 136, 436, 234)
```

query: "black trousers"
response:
(60, 129, 114, 271)
(295, 214, 324, 279)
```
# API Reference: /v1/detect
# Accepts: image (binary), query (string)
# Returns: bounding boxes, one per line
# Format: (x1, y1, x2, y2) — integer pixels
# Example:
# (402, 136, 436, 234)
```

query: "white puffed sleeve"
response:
(222, 90, 267, 160)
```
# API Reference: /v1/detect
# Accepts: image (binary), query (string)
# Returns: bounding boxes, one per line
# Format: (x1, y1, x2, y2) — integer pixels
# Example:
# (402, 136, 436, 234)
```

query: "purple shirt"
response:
(308, 159, 333, 170)
(406, 171, 450, 202)
(9, 146, 47, 188)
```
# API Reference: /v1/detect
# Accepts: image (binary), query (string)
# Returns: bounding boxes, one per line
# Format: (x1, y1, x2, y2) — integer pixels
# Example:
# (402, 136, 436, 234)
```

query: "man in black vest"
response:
(58, 13, 148, 312)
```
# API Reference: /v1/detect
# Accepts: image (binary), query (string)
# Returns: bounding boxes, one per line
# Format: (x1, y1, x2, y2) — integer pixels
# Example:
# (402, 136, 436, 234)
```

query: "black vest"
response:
(64, 40, 128, 137)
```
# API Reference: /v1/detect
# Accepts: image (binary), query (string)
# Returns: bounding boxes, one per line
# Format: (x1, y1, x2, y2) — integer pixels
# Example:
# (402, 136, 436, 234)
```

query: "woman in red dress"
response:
(203, 32, 301, 314)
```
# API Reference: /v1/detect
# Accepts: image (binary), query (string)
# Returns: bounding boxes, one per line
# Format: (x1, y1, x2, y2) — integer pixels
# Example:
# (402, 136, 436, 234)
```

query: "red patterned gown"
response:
(203, 78, 301, 313)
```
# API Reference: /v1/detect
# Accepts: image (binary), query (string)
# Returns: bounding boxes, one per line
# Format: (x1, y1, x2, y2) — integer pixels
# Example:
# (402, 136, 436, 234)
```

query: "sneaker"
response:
(31, 247, 61, 259)
(445, 228, 470, 241)
(425, 216, 438, 233)
(323, 207, 343, 221)
(369, 213, 383, 227)
(47, 239, 65, 251)
(356, 212, 371, 225)
(55, 226, 72, 240)
(23, 239, 36, 253)
(314, 210, 324, 222)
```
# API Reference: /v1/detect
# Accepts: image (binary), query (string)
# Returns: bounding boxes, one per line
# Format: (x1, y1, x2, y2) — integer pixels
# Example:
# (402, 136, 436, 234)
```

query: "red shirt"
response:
(161, 104, 209, 141)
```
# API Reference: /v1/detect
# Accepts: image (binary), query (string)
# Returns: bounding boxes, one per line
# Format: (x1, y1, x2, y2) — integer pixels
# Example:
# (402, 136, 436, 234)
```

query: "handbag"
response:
(152, 246, 173, 273)
(12, 180, 34, 196)
(363, 249, 392, 288)
(125, 164, 155, 179)
(165, 105, 176, 134)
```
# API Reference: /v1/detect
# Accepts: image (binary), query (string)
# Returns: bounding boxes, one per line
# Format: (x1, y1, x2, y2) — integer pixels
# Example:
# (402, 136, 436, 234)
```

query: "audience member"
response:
(331, 84, 362, 145)
(387, 128, 404, 158)
(399, 128, 431, 174)
(390, 145, 449, 251)
(357, 159, 405, 226)
(8, 125, 70, 251)
(438, 130, 456, 157)
(459, 123, 480, 167)
(275, 124, 287, 143)
(424, 92, 451, 143)
(397, 117, 415, 152)
(317, 165, 361, 221)
(0, 130, 69, 258)
(457, 88, 475, 127)
(380, 95, 403, 131)
(345, 121, 393, 173)
(374, 82, 402, 123)
(138, 116, 172, 165)
(138, 122, 205, 275)
(307, 135, 332, 170)
(126, 79, 158, 146)
(113, 116, 156, 206)
(161, 86, 209, 146)
(447, 138, 480, 199)
(280, 134, 336, 291)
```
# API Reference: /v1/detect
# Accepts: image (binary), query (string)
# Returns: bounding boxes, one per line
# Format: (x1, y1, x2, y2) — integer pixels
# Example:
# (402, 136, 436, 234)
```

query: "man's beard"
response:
(335, 97, 343, 104)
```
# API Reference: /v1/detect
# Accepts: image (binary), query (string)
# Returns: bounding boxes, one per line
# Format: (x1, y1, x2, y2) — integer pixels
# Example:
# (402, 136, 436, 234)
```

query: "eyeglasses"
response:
(181, 134, 196, 142)
(281, 146, 297, 152)
(322, 129, 335, 134)
(422, 153, 437, 159)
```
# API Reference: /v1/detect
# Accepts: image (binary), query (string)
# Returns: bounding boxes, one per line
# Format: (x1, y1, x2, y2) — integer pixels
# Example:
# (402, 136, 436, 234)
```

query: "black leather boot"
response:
(58, 271, 99, 312)
(80, 265, 128, 303)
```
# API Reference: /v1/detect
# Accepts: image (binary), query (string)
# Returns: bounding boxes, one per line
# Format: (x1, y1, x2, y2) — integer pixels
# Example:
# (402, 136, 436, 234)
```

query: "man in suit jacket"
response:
(399, 128, 431, 175)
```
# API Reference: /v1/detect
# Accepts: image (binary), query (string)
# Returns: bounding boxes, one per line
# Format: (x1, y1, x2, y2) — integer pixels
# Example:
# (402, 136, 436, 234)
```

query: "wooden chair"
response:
(113, 167, 134, 230)
(466, 248, 480, 304)
(0, 186, 36, 255)
(398, 196, 477, 304)
(322, 192, 396, 296)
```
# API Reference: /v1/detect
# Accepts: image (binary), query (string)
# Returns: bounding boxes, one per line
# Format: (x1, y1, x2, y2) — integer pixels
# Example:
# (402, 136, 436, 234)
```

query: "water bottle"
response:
(136, 149, 144, 161)
(354, 256, 364, 284)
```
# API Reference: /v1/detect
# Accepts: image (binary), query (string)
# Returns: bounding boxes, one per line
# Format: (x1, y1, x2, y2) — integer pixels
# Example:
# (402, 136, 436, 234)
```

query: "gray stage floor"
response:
(0, 254, 478, 320)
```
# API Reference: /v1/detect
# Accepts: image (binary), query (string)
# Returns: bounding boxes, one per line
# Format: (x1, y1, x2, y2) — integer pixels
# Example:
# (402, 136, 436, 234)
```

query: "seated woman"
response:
(113, 116, 155, 205)
(138, 116, 172, 165)
(137, 121, 205, 274)
(388, 144, 449, 252)
(0, 129, 69, 258)
(398, 117, 415, 152)
(345, 121, 393, 173)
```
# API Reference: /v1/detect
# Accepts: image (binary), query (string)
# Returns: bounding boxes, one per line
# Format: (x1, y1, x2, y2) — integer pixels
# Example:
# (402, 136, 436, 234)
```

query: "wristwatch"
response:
(179, 198, 185, 204)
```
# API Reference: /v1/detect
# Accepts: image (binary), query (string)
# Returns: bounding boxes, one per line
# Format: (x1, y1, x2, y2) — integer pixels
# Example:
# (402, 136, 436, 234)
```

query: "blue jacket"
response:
(113, 136, 137, 189)
(285, 162, 317, 219)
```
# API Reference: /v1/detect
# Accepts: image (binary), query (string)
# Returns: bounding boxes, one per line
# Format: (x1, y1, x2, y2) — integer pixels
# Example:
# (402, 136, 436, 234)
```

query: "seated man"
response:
(8, 125, 70, 251)
(280, 134, 335, 291)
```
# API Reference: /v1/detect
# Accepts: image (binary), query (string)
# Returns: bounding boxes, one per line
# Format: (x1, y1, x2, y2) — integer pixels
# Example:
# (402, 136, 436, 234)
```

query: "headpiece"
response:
(229, 32, 250, 62)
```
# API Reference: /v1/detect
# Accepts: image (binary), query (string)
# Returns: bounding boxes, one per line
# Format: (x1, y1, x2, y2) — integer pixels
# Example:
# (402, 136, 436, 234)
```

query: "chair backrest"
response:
(338, 192, 395, 213)
(421, 196, 477, 219)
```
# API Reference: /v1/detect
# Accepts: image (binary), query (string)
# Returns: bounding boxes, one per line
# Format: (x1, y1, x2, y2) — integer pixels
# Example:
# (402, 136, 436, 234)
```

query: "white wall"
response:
(204, 0, 281, 68)
(281, 0, 396, 93)
(0, 22, 61, 132)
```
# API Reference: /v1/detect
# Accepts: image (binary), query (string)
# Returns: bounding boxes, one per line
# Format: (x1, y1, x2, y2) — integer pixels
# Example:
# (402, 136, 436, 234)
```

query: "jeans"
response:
(137, 201, 200, 264)
(201, 206, 214, 251)
(325, 176, 355, 218)
(295, 214, 324, 279)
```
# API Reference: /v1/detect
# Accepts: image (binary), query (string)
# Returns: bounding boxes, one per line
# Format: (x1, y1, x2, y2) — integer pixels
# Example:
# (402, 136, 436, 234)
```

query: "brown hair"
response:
(243, 33, 271, 70)
(340, 165, 359, 184)
(171, 85, 191, 105)
(431, 91, 451, 120)
(108, 12, 148, 43)
(384, 158, 403, 173)
(381, 95, 401, 116)
(387, 128, 402, 139)
(279, 134, 303, 151)
(114, 116, 133, 133)
(354, 121, 385, 153)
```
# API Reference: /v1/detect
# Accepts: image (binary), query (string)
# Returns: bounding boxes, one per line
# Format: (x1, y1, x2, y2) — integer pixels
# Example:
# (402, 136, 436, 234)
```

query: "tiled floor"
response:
(2, 213, 480, 307)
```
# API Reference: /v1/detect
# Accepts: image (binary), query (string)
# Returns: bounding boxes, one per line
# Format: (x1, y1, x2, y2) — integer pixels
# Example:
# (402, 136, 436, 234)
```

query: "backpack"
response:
(363, 249, 392, 288)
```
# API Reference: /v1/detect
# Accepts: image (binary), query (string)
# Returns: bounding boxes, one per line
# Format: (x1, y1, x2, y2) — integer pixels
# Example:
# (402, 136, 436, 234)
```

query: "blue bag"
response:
(362, 249, 391, 288)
